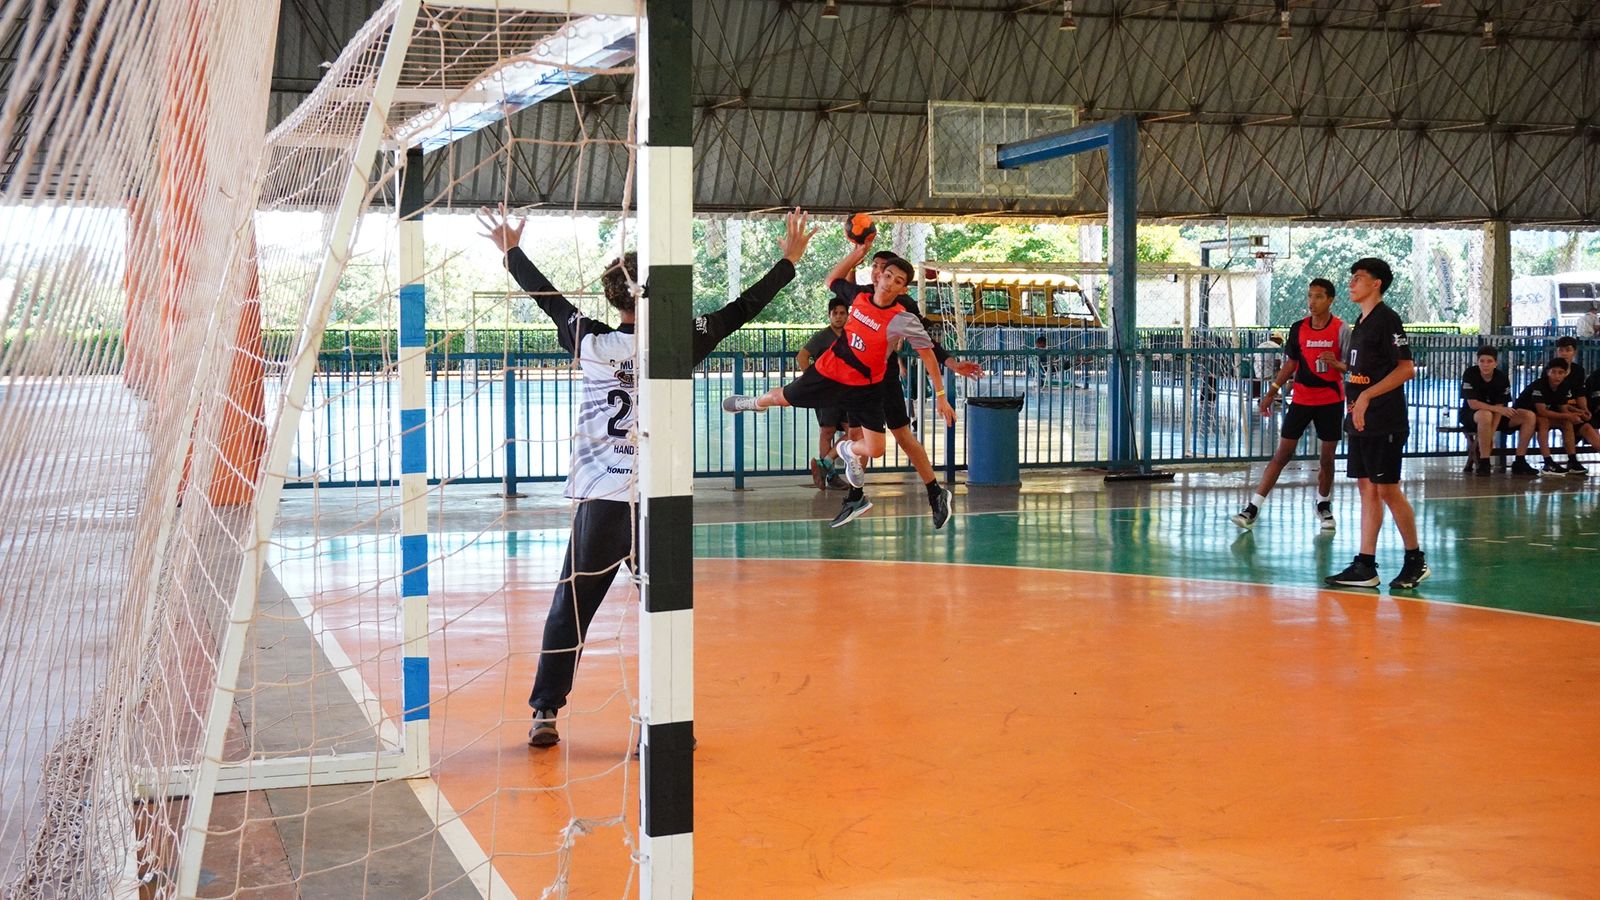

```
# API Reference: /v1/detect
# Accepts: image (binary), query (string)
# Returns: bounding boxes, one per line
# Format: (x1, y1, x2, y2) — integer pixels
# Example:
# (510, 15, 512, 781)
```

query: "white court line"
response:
(693, 485, 1595, 530)
(274, 571, 518, 900)
(697, 555, 1600, 630)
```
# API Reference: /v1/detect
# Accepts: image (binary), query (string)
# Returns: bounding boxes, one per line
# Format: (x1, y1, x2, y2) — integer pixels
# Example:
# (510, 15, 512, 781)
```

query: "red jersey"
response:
(814, 291, 903, 386)
(1284, 315, 1346, 406)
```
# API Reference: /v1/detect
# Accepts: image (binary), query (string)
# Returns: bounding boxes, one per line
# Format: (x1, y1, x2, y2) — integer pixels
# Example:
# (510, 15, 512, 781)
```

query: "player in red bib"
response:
(1232, 278, 1350, 531)
(723, 256, 957, 507)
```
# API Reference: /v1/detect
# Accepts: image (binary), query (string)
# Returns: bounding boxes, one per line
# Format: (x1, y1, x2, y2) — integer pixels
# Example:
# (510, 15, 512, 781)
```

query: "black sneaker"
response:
(929, 487, 953, 530)
(1474, 460, 1491, 476)
(1510, 458, 1540, 476)
(1389, 553, 1431, 590)
(829, 494, 873, 528)
(1566, 458, 1588, 476)
(528, 708, 559, 747)
(1325, 556, 1380, 588)
(1315, 501, 1335, 531)
(1461, 460, 1474, 474)
(1230, 504, 1259, 529)
(1543, 458, 1568, 475)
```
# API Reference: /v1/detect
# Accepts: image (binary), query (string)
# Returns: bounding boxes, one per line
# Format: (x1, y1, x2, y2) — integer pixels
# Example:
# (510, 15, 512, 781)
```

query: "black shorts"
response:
(1345, 432, 1407, 484)
(1458, 408, 1519, 433)
(1281, 402, 1343, 442)
(783, 367, 886, 432)
(880, 364, 911, 431)
(814, 406, 845, 429)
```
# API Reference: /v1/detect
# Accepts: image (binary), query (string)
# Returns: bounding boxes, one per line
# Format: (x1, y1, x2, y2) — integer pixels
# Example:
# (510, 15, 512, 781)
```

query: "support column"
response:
(637, 0, 695, 896)
(1481, 220, 1512, 335)
(1106, 116, 1138, 467)
(396, 147, 431, 770)
(725, 218, 742, 305)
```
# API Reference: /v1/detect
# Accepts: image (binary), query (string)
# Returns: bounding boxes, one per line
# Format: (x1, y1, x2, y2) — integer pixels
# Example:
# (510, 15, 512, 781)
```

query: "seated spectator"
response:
(796, 297, 850, 488)
(1554, 336, 1589, 420)
(1458, 346, 1537, 476)
(1033, 334, 1058, 387)
(1513, 357, 1596, 475)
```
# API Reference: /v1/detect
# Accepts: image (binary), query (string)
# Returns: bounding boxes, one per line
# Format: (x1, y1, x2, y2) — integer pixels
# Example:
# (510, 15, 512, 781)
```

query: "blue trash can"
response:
(966, 396, 1024, 485)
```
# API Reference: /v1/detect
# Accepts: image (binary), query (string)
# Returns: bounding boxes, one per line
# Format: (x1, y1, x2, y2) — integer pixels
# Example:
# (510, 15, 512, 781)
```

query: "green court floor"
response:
(694, 488, 1600, 623)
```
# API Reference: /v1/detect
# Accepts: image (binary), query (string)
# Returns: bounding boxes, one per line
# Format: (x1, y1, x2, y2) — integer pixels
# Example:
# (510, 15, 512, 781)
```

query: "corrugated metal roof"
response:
(5, 0, 1596, 225)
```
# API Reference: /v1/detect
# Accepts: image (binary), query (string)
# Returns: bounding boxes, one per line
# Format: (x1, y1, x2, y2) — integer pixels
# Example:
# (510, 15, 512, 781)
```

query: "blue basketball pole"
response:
(996, 116, 1160, 478)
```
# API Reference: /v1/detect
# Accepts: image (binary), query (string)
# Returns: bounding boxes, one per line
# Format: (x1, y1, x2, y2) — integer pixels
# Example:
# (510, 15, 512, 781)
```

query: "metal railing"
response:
(284, 337, 1600, 488)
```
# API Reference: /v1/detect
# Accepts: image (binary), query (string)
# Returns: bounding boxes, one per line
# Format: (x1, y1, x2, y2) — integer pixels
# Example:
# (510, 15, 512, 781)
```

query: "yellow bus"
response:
(915, 264, 1104, 331)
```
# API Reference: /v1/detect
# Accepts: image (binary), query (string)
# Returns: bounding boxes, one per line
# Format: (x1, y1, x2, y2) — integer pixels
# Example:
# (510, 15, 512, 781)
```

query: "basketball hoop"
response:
(1253, 251, 1278, 274)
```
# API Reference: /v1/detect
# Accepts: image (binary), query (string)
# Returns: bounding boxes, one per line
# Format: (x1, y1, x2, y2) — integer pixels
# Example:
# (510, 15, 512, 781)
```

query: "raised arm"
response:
(478, 205, 584, 353)
(690, 208, 818, 365)
(824, 232, 873, 288)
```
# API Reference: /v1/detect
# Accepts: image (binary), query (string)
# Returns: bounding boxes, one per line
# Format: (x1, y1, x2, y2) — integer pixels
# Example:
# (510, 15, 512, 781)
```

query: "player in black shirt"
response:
(797, 296, 851, 488)
(1514, 357, 1596, 475)
(1552, 337, 1592, 455)
(1324, 258, 1429, 590)
(1459, 345, 1538, 476)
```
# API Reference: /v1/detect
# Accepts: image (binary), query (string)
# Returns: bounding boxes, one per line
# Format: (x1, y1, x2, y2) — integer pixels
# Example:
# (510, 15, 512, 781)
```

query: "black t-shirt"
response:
(1344, 302, 1412, 435)
(1514, 375, 1574, 412)
(802, 325, 839, 360)
(1564, 361, 1587, 395)
(1585, 371, 1600, 415)
(1459, 365, 1511, 411)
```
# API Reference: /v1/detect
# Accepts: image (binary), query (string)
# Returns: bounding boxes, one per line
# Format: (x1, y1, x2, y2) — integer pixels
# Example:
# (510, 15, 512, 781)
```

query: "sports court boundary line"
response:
(697, 550, 1600, 627)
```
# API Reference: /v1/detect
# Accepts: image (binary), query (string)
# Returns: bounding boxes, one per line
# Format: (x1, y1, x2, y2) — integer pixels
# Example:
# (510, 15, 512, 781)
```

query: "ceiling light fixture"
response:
(821, 0, 840, 19)
(1059, 0, 1078, 31)
(1481, 19, 1499, 49)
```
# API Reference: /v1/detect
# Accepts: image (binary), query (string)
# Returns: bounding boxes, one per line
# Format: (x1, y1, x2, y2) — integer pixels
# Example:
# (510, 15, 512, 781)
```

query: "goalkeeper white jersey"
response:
(566, 328, 638, 502)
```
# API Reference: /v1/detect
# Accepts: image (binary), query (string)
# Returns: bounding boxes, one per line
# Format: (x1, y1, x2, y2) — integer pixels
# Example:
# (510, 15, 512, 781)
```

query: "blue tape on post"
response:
(399, 284, 426, 347)
(400, 408, 426, 474)
(401, 533, 429, 597)
(403, 656, 430, 721)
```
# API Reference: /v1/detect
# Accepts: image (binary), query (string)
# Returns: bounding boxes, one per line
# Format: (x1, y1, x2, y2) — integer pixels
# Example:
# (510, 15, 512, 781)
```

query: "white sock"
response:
(1251, 493, 1268, 508)
(1316, 493, 1331, 504)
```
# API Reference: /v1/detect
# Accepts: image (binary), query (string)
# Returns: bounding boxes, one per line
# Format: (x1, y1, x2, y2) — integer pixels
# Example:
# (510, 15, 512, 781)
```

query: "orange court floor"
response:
(237, 460, 1600, 897)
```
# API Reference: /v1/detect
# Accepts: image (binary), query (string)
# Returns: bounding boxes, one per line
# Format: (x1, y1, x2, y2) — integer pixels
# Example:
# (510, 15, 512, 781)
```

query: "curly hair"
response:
(600, 252, 638, 313)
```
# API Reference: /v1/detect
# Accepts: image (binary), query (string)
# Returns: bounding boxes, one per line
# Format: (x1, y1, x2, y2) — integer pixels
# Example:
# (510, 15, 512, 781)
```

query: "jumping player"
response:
(721, 257, 957, 519)
(822, 238, 980, 528)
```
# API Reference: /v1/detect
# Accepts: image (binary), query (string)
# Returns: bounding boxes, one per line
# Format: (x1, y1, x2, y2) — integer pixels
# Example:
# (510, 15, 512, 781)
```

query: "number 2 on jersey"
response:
(606, 388, 632, 439)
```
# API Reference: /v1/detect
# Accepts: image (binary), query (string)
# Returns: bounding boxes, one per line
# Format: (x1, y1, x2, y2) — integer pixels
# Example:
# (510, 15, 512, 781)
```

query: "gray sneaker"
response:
(721, 394, 764, 413)
(829, 495, 873, 528)
(835, 442, 866, 488)
(528, 708, 559, 747)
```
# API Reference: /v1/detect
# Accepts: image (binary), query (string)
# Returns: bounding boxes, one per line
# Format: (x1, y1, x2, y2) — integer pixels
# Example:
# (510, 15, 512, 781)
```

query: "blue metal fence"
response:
(285, 336, 1600, 488)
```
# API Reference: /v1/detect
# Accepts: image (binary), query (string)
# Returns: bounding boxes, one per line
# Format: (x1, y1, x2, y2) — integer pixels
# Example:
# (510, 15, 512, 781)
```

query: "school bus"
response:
(914, 263, 1104, 331)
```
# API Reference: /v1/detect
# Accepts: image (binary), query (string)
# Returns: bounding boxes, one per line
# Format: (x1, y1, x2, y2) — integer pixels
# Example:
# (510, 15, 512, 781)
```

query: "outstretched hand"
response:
(476, 204, 525, 253)
(946, 359, 983, 379)
(779, 208, 820, 264)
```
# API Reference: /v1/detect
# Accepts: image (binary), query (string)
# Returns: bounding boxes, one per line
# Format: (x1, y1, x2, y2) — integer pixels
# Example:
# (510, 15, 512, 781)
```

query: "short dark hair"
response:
(1547, 357, 1570, 372)
(871, 250, 897, 262)
(1556, 335, 1579, 349)
(600, 252, 638, 313)
(883, 257, 915, 283)
(1309, 278, 1337, 298)
(1476, 345, 1498, 359)
(827, 295, 850, 312)
(1349, 257, 1393, 294)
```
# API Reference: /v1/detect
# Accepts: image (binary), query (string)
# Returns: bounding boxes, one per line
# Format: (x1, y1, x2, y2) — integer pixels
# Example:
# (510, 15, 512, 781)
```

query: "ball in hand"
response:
(844, 212, 876, 245)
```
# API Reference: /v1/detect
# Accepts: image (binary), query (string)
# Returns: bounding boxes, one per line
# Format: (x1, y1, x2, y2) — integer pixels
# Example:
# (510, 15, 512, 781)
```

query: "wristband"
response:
(936, 390, 947, 397)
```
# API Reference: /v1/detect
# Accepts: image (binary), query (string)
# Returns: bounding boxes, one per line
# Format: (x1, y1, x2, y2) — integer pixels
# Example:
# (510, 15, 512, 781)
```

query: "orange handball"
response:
(843, 212, 877, 245)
